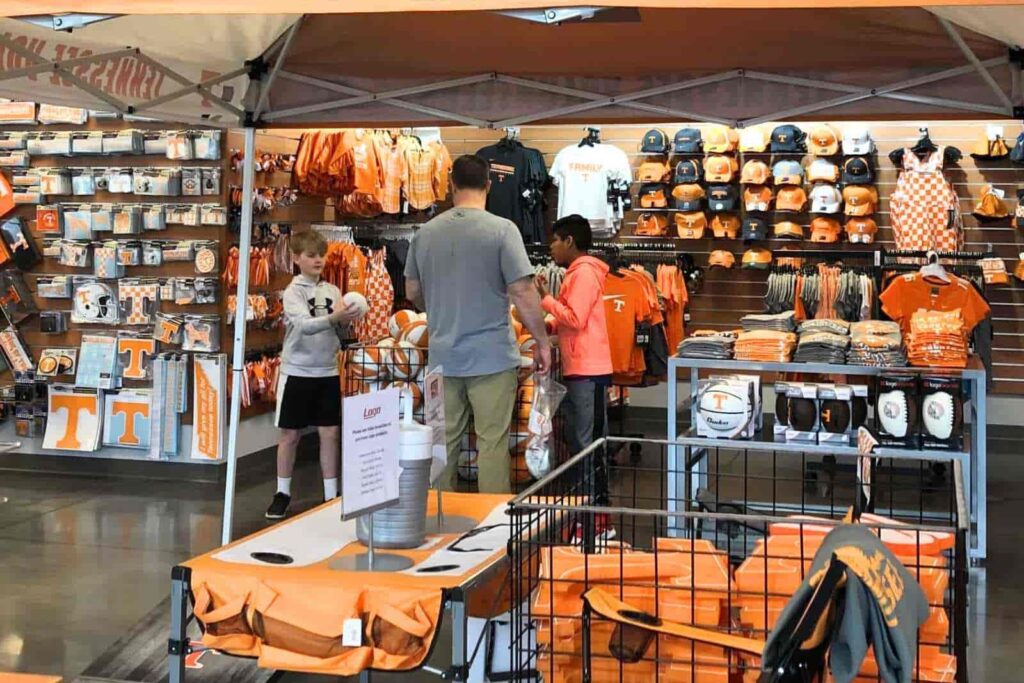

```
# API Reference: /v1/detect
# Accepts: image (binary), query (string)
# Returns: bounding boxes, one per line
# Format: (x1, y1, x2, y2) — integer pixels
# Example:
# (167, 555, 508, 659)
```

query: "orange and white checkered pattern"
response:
(119, 282, 158, 325)
(890, 147, 964, 253)
(355, 249, 394, 342)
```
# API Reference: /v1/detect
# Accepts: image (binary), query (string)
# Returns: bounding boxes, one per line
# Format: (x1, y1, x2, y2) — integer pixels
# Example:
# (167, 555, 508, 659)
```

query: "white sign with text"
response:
(341, 387, 400, 520)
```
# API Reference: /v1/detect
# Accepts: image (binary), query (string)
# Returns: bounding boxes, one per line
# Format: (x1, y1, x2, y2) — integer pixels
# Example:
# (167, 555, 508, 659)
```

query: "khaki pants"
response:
(442, 369, 518, 493)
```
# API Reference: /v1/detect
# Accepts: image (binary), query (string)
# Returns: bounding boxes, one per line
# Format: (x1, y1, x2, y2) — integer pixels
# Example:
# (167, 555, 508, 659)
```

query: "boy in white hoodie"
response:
(266, 231, 362, 519)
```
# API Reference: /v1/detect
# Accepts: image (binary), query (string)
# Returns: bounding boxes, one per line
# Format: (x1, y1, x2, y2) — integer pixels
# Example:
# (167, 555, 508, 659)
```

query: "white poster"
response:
(423, 367, 448, 483)
(190, 354, 226, 460)
(341, 387, 400, 520)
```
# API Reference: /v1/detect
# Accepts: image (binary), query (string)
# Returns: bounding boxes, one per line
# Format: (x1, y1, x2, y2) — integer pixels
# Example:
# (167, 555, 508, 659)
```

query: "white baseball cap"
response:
(842, 125, 875, 155)
(807, 158, 840, 183)
(809, 184, 842, 214)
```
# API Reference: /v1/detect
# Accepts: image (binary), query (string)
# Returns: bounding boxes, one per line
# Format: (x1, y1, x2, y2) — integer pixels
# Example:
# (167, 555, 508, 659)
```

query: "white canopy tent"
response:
(0, 3, 1021, 543)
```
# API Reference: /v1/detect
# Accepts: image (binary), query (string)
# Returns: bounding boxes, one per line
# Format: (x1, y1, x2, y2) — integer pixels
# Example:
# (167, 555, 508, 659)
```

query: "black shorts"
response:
(275, 374, 341, 429)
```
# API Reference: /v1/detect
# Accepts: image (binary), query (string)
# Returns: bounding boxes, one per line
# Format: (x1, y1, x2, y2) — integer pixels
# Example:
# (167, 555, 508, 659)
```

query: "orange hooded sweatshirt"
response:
(542, 255, 614, 378)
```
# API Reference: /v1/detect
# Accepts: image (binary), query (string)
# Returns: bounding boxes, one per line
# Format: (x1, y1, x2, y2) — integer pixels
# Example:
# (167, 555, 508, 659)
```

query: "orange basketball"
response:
(518, 334, 537, 357)
(399, 320, 429, 348)
(516, 383, 535, 421)
(347, 346, 388, 380)
(388, 309, 420, 339)
(390, 340, 425, 381)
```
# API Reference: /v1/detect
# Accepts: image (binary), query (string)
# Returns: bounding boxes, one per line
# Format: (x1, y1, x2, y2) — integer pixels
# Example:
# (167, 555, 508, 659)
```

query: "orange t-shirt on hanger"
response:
(880, 273, 990, 336)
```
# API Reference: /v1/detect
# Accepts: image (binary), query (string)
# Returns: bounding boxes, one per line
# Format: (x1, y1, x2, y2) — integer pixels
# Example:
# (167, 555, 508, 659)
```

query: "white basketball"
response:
(347, 346, 388, 380)
(399, 319, 429, 348)
(388, 309, 419, 339)
(697, 382, 749, 434)
(342, 291, 369, 319)
(390, 340, 425, 380)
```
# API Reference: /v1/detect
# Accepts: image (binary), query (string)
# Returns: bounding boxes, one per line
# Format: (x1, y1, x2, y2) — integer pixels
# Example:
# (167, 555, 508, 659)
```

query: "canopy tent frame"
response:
(0, 7, 1021, 545)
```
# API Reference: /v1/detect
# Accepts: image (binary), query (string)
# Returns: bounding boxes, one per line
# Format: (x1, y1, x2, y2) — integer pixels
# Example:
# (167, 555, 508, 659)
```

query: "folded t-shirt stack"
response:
(677, 330, 737, 359)
(735, 330, 798, 362)
(847, 320, 906, 367)
(740, 311, 797, 333)
(794, 324, 850, 364)
(907, 309, 968, 368)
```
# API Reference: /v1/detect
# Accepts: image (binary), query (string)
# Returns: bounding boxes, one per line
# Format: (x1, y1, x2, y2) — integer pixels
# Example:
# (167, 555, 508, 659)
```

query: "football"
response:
(878, 390, 908, 438)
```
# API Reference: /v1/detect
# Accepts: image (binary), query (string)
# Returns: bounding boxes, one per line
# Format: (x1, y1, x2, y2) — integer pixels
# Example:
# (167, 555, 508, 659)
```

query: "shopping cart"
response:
(507, 437, 969, 683)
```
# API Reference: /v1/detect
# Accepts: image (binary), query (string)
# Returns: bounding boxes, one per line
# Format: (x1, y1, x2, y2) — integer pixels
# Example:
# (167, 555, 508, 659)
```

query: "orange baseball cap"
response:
(810, 216, 842, 243)
(639, 183, 668, 208)
(842, 185, 878, 216)
(743, 185, 773, 212)
(704, 125, 739, 153)
(711, 213, 741, 238)
(742, 247, 772, 269)
(740, 160, 771, 185)
(776, 186, 808, 212)
(972, 185, 1009, 220)
(636, 212, 669, 236)
(675, 211, 707, 239)
(773, 220, 804, 240)
(1015, 258, 1024, 282)
(808, 124, 841, 156)
(846, 217, 878, 244)
(637, 161, 670, 182)
(708, 250, 735, 269)
(671, 183, 705, 211)
(703, 154, 738, 183)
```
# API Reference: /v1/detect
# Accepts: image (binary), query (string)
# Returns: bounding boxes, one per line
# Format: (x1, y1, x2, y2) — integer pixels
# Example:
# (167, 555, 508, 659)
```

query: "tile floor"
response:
(0, 429, 1016, 682)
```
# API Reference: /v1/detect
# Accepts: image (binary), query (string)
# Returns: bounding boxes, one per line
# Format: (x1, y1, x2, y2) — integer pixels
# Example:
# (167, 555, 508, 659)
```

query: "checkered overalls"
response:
(890, 147, 963, 252)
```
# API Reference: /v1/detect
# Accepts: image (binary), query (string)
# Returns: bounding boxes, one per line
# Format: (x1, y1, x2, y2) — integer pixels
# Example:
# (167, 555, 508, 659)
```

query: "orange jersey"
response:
(880, 273, 990, 336)
(604, 273, 652, 378)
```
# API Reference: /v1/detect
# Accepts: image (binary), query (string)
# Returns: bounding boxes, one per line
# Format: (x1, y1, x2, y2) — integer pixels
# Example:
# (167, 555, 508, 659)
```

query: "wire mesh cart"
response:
(507, 437, 970, 683)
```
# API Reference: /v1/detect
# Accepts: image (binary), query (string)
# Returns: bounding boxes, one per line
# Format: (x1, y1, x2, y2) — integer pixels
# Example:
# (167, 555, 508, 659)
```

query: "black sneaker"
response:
(265, 492, 291, 519)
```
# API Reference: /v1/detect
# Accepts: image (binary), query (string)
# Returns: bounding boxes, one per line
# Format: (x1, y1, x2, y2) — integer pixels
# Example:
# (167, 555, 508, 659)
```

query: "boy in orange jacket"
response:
(536, 215, 614, 526)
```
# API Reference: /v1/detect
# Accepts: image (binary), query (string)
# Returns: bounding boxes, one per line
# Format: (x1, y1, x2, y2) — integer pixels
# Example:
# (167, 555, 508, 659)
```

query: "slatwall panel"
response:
(430, 120, 1024, 394)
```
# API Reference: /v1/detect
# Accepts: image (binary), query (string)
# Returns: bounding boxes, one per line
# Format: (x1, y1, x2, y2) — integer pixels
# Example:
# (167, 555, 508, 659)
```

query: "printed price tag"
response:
(342, 619, 363, 647)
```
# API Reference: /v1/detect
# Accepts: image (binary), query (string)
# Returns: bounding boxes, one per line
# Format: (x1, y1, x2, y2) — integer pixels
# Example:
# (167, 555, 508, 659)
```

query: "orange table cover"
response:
(182, 492, 511, 676)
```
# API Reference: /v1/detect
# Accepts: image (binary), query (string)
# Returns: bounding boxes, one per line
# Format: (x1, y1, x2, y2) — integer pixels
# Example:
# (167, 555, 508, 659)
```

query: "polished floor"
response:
(0, 429, 1017, 682)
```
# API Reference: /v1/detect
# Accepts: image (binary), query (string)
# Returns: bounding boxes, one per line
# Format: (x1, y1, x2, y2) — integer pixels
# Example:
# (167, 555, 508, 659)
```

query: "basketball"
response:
(347, 345, 388, 380)
(388, 309, 419, 338)
(342, 291, 369, 319)
(390, 340, 425, 380)
(388, 380, 423, 414)
(399, 319, 429, 348)
(516, 383, 535, 421)
(518, 334, 537, 357)
(457, 439, 478, 482)
(696, 382, 750, 435)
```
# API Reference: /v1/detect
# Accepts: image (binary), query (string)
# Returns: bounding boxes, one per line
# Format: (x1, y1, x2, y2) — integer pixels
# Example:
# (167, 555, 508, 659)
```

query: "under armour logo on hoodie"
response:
(308, 296, 335, 316)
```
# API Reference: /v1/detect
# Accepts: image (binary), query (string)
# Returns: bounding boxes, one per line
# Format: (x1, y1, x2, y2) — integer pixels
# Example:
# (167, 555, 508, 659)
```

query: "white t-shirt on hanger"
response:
(550, 143, 632, 236)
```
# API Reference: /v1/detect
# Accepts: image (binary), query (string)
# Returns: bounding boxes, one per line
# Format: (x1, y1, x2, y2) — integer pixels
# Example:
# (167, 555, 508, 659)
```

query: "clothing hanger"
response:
(579, 126, 601, 147)
(920, 250, 951, 283)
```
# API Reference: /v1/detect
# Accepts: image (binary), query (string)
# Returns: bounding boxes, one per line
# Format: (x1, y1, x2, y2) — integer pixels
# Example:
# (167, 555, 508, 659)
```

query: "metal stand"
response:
(425, 486, 477, 535)
(666, 356, 987, 562)
(329, 513, 414, 572)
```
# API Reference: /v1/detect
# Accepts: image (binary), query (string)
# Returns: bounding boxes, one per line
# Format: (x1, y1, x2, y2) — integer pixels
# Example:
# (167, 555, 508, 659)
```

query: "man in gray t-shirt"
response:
(406, 154, 551, 492)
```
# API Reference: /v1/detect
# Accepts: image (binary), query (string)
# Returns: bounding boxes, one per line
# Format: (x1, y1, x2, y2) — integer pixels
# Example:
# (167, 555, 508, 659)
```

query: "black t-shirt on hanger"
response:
(477, 139, 531, 228)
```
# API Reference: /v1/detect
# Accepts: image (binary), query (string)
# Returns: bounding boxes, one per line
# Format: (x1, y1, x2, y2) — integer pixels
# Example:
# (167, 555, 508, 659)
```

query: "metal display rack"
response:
(666, 355, 988, 562)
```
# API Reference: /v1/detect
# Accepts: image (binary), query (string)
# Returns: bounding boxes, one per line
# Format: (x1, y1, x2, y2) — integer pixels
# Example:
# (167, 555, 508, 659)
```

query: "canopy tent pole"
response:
(221, 125, 257, 545)
(937, 16, 1015, 113)
(252, 16, 304, 121)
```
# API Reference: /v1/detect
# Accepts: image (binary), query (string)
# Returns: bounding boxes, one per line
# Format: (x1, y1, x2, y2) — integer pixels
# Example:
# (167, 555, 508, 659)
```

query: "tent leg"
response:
(221, 125, 257, 546)
(937, 16, 1014, 112)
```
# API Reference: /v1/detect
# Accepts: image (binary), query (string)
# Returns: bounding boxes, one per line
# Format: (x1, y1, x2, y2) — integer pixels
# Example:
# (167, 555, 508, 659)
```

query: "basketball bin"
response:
(506, 437, 970, 683)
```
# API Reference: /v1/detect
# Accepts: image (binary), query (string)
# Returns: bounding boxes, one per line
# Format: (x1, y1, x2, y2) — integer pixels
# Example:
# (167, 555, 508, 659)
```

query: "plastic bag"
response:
(524, 374, 567, 479)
